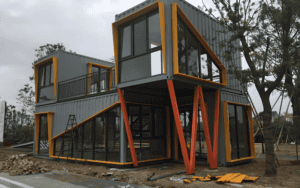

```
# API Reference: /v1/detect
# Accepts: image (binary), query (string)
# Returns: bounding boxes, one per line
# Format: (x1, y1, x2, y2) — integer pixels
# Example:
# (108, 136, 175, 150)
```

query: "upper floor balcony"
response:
(34, 50, 116, 105)
(57, 69, 116, 101)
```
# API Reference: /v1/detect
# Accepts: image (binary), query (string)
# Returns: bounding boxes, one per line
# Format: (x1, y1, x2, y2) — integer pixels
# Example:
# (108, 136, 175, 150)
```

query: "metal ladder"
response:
(57, 115, 78, 164)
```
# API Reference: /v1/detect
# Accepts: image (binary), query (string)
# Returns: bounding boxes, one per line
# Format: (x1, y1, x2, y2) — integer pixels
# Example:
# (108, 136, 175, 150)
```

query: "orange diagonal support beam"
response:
(189, 85, 200, 174)
(199, 86, 214, 168)
(118, 89, 138, 167)
(167, 80, 190, 173)
(211, 90, 220, 169)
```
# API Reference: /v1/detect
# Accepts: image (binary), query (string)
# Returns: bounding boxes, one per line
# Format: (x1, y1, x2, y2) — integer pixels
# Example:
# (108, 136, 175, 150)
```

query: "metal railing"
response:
(58, 69, 116, 100)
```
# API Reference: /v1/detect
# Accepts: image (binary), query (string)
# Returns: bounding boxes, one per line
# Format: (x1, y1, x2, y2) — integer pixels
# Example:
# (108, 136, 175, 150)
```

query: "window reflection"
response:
(177, 16, 222, 83)
(120, 25, 132, 58)
(148, 12, 161, 49)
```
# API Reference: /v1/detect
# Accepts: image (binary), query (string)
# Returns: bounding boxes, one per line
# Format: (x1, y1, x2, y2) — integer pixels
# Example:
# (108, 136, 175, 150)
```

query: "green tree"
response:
(199, 0, 300, 175)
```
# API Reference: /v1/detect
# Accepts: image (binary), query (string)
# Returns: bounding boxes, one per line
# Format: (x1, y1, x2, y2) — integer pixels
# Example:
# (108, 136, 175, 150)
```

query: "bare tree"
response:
(199, 0, 300, 175)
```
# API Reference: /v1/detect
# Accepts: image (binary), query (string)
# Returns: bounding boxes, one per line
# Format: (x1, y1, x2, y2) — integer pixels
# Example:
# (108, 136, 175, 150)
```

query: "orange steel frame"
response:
(167, 80, 220, 174)
(35, 112, 54, 156)
(118, 89, 138, 167)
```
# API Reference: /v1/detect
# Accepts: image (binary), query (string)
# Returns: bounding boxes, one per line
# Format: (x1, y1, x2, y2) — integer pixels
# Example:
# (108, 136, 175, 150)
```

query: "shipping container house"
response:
(33, 0, 255, 174)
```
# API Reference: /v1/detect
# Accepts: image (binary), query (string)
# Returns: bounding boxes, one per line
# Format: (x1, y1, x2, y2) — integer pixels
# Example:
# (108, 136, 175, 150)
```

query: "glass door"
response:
(178, 105, 207, 160)
(39, 115, 49, 156)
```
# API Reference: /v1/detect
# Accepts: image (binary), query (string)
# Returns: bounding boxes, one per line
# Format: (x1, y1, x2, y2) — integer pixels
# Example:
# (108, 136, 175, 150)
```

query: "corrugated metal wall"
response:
(115, 0, 244, 92)
(35, 92, 120, 138)
(221, 91, 248, 104)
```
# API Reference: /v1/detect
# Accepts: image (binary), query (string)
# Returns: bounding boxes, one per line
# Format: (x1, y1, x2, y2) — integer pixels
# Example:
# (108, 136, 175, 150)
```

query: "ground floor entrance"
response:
(178, 105, 207, 160)
(126, 104, 167, 162)
(38, 115, 49, 156)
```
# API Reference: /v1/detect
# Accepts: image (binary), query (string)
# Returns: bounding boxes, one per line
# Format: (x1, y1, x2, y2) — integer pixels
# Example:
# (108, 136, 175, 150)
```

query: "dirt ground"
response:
(255, 143, 300, 157)
(1, 146, 300, 188)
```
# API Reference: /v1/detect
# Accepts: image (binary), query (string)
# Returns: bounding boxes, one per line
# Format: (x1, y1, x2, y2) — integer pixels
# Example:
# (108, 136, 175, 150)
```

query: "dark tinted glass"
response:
(45, 64, 50, 86)
(236, 106, 250, 158)
(54, 137, 63, 156)
(148, 12, 161, 49)
(107, 108, 120, 162)
(39, 66, 45, 87)
(228, 104, 238, 160)
(95, 115, 106, 161)
(73, 125, 83, 159)
(187, 31, 199, 77)
(120, 25, 132, 58)
(134, 17, 147, 56)
(154, 108, 164, 137)
(39, 85, 54, 102)
(50, 63, 54, 84)
(178, 18, 186, 74)
(62, 132, 72, 157)
(83, 122, 93, 159)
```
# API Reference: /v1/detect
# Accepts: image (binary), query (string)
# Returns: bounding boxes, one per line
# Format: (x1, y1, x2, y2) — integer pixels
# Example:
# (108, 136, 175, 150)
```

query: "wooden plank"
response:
(244, 176, 259, 182)
(229, 174, 247, 184)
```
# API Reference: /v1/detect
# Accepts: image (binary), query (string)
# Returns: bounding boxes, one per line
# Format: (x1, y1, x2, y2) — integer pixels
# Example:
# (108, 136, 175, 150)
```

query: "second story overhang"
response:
(112, 0, 228, 89)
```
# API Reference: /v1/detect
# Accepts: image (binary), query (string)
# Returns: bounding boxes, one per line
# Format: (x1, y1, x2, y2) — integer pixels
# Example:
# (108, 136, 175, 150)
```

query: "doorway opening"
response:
(38, 115, 49, 156)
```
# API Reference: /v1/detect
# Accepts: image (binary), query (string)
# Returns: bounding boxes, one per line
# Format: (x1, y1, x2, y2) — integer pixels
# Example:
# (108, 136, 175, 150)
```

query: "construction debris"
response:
(0, 154, 52, 176)
(171, 173, 258, 185)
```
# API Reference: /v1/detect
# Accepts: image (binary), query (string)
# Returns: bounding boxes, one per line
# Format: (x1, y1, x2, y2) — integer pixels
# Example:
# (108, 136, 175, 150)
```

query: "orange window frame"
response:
(86, 62, 112, 94)
(34, 57, 58, 102)
(223, 101, 255, 163)
(171, 3, 227, 86)
(112, 1, 166, 85)
(34, 112, 54, 157)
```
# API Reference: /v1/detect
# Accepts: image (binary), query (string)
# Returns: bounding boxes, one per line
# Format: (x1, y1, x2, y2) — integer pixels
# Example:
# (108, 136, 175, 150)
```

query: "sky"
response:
(0, 0, 294, 116)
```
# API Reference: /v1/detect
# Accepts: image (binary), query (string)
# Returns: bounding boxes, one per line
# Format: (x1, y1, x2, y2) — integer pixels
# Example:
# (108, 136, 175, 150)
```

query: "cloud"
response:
(0, 66, 11, 74)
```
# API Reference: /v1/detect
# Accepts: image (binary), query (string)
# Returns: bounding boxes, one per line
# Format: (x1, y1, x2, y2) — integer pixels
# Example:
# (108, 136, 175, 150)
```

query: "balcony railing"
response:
(58, 69, 116, 100)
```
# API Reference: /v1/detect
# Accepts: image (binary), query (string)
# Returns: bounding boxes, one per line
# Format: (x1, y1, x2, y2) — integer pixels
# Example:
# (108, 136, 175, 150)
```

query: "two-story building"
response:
(33, 0, 255, 174)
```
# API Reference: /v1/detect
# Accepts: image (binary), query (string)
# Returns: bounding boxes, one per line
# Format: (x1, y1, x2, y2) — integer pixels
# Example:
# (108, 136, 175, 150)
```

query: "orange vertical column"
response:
(199, 86, 214, 169)
(211, 90, 220, 169)
(189, 85, 200, 174)
(167, 80, 190, 173)
(118, 89, 138, 167)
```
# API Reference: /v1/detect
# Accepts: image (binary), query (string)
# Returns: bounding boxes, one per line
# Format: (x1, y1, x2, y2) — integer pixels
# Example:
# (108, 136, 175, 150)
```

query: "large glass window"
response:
(177, 16, 222, 83)
(94, 115, 106, 161)
(118, 10, 163, 83)
(148, 12, 161, 48)
(134, 16, 147, 56)
(179, 105, 207, 159)
(228, 104, 251, 160)
(120, 25, 132, 58)
(53, 106, 120, 162)
(187, 31, 199, 77)
(38, 61, 54, 102)
(107, 107, 121, 162)
(83, 121, 93, 160)
(178, 19, 186, 74)
(127, 104, 166, 162)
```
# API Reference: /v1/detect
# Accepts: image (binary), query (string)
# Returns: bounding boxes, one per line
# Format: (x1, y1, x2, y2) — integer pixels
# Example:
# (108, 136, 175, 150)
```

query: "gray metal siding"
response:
(35, 92, 120, 139)
(34, 50, 114, 84)
(221, 91, 248, 105)
(57, 51, 114, 83)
